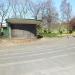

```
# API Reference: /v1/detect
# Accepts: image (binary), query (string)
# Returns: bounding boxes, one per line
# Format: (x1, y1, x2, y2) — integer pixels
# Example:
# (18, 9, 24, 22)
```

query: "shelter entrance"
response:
(11, 24, 36, 39)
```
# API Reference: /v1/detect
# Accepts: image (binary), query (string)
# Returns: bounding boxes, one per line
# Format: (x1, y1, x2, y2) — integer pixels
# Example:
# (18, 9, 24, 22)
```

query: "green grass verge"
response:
(40, 33, 59, 38)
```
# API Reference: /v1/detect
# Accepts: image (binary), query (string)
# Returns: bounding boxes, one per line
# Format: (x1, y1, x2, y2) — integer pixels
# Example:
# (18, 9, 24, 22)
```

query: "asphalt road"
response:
(0, 37, 75, 75)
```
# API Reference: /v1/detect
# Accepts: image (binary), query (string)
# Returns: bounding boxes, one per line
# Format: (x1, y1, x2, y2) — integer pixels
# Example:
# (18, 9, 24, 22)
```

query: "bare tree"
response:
(22, 2, 28, 18)
(60, 0, 72, 32)
(0, 0, 10, 34)
(28, 0, 42, 20)
(16, 0, 28, 18)
(9, 0, 18, 18)
(41, 0, 58, 32)
(10, 0, 29, 18)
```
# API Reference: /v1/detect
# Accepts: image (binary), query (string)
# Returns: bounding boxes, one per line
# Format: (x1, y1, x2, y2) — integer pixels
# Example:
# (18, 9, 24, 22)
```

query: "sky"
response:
(54, 0, 75, 17)
(0, 0, 75, 19)
(33, 0, 75, 17)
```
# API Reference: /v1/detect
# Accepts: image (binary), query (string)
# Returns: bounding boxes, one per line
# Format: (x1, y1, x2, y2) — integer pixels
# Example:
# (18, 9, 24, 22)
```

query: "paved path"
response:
(0, 37, 75, 75)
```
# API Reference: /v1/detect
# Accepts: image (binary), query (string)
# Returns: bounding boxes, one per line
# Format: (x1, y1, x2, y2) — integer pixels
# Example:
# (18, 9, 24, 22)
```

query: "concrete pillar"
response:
(8, 24, 11, 39)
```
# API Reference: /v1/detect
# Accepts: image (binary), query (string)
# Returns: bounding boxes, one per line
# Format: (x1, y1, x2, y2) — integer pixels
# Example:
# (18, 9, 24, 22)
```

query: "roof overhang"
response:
(6, 18, 41, 25)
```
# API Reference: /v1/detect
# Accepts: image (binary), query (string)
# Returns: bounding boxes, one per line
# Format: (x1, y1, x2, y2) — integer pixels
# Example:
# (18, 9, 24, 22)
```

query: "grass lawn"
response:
(39, 30, 75, 38)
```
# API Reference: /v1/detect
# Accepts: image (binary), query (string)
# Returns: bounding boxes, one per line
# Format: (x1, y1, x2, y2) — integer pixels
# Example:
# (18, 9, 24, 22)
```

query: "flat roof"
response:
(6, 18, 41, 25)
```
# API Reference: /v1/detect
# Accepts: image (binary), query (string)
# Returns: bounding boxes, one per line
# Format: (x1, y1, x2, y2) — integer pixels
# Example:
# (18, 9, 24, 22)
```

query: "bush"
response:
(44, 30, 47, 33)
(68, 30, 73, 34)
(59, 30, 63, 34)
(37, 35, 43, 39)
(0, 32, 4, 36)
(0, 27, 9, 38)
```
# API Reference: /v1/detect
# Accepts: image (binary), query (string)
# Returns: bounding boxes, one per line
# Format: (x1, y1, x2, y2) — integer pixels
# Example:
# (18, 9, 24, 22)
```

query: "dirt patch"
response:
(0, 39, 15, 47)
(0, 37, 72, 48)
(0, 38, 39, 48)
